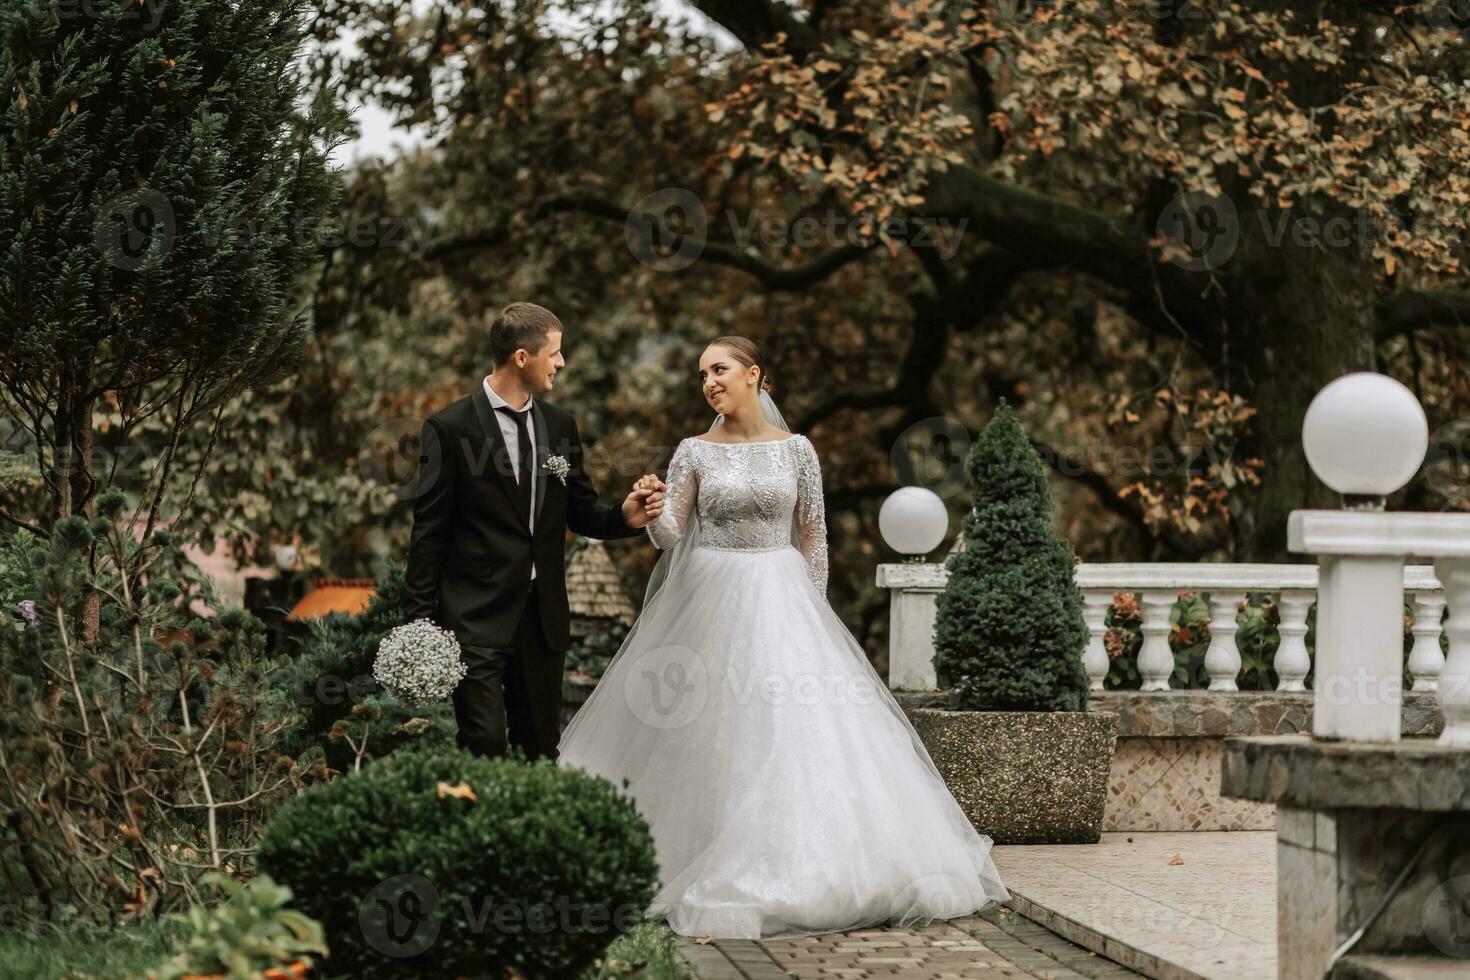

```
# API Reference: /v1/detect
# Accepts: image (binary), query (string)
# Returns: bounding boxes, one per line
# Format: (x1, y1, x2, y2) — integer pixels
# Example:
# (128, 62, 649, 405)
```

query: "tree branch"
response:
(1030, 437, 1144, 526)
(920, 164, 1152, 287)
(690, 0, 822, 57)
(1376, 287, 1470, 339)
(408, 192, 879, 291)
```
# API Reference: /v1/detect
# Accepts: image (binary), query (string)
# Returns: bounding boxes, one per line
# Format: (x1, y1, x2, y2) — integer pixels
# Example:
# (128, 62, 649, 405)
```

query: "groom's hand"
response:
(622, 488, 658, 529)
(622, 475, 665, 529)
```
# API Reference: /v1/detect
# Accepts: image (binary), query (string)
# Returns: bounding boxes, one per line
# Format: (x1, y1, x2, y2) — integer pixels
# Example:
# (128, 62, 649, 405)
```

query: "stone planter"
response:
(910, 708, 1119, 844)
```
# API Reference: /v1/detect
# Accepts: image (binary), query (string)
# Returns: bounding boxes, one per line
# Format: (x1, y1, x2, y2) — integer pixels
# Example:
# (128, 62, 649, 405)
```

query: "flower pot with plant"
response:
(917, 401, 1118, 844)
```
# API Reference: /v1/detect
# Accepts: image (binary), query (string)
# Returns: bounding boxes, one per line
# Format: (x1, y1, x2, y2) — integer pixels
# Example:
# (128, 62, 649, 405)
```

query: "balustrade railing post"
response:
(1407, 590, 1447, 693)
(1081, 590, 1112, 692)
(1138, 590, 1177, 692)
(1274, 590, 1314, 693)
(1434, 557, 1470, 746)
(1203, 591, 1245, 692)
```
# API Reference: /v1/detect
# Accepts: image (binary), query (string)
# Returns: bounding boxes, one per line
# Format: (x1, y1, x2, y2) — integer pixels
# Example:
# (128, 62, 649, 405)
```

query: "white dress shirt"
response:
(483, 375, 536, 580)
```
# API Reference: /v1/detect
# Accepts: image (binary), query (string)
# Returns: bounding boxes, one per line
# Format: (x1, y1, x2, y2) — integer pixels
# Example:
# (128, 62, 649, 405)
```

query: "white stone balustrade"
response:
(877, 561, 1445, 701)
(1407, 590, 1447, 693)
(1288, 511, 1470, 743)
(1434, 556, 1470, 746)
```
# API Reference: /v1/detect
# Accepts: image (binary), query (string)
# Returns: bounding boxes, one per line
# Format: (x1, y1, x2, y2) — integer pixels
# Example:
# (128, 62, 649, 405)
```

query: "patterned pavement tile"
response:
(673, 911, 1144, 980)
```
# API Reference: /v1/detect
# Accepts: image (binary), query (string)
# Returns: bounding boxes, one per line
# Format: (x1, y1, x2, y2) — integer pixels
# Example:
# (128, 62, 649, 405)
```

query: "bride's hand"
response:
(622, 475, 665, 529)
(644, 489, 665, 520)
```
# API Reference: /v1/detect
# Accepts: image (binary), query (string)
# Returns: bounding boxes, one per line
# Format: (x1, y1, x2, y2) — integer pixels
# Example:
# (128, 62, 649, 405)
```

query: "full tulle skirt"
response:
(558, 543, 1008, 939)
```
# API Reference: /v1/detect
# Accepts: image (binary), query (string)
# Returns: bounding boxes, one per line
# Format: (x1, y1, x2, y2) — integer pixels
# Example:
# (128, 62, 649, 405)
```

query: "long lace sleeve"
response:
(794, 436, 828, 597)
(647, 438, 697, 550)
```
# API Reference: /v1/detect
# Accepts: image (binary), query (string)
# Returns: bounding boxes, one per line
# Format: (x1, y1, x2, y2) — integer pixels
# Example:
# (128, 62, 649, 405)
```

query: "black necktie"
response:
(495, 405, 533, 522)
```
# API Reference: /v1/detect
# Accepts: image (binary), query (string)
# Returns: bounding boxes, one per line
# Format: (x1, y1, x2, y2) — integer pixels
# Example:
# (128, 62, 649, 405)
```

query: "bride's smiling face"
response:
(699, 345, 760, 416)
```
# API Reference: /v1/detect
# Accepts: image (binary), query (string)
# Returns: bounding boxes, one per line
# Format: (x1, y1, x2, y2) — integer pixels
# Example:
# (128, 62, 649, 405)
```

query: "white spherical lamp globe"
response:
(879, 487, 949, 557)
(1302, 372, 1427, 501)
(274, 544, 299, 571)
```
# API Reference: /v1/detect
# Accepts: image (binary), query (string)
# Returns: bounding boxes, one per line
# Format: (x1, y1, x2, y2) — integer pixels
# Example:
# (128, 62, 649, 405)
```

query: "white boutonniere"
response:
(545, 452, 570, 485)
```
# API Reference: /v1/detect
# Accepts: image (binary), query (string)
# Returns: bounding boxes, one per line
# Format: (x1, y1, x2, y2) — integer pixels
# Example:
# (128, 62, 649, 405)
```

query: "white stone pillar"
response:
(1434, 557, 1470, 746)
(1081, 590, 1112, 692)
(1204, 591, 1245, 692)
(1407, 591, 1446, 693)
(876, 563, 944, 691)
(1138, 590, 1177, 692)
(889, 587, 940, 690)
(1274, 590, 1314, 693)
(1312, 553, 1405, 742)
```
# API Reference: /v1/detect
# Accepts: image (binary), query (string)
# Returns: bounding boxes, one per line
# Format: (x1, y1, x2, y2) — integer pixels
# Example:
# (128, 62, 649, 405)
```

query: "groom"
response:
(404, 302, 664, 762)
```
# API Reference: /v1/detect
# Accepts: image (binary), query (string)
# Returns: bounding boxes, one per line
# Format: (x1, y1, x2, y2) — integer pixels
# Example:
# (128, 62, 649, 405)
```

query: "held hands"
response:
(621, 474, 666, 529)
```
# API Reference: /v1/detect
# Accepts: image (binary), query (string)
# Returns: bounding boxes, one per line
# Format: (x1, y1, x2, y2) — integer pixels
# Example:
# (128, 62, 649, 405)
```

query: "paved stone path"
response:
(674, 907, 1144, 979)
(992, 832, 1276, 980)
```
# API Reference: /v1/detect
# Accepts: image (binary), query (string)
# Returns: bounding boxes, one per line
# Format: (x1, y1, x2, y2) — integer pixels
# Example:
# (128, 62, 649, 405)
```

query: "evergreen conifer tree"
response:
(0, 0, 347, 528)
(933, 401, 1091, 711)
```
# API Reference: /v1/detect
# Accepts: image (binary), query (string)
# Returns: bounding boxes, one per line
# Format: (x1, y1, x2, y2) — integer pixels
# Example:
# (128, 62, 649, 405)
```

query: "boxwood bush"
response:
(255, 744, 659, 979)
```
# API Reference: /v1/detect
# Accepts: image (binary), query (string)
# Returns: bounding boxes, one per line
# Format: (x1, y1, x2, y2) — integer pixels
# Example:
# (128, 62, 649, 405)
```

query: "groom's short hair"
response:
(490, 303, 563, 365)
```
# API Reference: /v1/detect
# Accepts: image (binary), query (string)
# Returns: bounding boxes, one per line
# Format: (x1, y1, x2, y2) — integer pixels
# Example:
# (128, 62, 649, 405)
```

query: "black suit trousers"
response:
(452, 579, 565, 762)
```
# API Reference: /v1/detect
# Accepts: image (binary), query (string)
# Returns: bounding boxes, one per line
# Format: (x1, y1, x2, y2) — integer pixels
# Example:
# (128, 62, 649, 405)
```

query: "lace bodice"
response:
(646, 434, 829, 596)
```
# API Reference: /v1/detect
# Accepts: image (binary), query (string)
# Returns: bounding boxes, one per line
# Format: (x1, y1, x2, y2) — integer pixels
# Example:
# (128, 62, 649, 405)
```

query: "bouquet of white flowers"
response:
(373, 619, 466, 706)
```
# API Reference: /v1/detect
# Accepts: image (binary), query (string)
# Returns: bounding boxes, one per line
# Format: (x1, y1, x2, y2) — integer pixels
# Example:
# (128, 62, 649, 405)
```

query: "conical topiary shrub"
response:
(933, 401, 1090, 711)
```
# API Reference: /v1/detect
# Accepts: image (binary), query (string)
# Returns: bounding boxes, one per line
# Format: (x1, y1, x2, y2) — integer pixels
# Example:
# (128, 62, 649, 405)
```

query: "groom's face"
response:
(519, 329, 565, 392)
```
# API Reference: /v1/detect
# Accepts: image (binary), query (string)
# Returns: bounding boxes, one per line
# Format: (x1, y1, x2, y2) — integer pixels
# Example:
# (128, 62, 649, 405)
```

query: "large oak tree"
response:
(223, 0, 1470, 659)
(309, 1, 1470, 558)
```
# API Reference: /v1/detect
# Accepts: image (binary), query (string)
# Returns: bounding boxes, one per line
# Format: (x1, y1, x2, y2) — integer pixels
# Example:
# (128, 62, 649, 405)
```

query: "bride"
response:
(558, 336, 1008, 940)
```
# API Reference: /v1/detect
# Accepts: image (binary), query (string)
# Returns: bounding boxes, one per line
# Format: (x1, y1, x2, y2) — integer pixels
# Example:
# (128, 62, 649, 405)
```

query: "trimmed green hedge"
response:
(256, 744, 659, 979)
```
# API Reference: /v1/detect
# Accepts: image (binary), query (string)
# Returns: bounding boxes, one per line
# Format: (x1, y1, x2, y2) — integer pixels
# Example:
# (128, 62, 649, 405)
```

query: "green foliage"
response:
(0, 916, 173, 980)
(0, 514, 308, 926)
(154, 873, 327, 980)
(164, 385, 405, 576)
(933, 403, 1090, 711)
(266, 563, 456, 774)
(0, 0, 348, 526)
(587, 921, 691, 980)
(256, 744, 660, 980)
(566, 620, 631, 679)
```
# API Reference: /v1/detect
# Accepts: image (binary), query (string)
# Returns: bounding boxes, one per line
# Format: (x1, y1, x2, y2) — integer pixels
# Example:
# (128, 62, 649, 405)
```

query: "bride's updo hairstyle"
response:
(708, 335, 774, 394)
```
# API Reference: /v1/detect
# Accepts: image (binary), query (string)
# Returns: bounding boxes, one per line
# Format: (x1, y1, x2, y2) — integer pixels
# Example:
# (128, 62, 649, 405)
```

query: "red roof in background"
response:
(288, 579, 377, 622)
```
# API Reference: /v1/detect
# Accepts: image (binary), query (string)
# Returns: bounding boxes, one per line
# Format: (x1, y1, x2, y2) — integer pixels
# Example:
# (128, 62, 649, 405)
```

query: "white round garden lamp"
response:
(1302, 371, 1428, 509)
(274, 544, 299, 571)
(1295, 371, 1430, 744)
(879, 486, 949, 561)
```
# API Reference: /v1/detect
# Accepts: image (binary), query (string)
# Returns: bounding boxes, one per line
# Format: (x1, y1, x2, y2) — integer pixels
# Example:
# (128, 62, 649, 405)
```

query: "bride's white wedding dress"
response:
(558, 433, 1008, 939)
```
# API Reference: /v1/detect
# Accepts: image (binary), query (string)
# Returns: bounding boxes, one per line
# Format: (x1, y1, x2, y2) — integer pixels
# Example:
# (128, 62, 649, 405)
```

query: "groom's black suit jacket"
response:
(404, 384, 642, 652)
